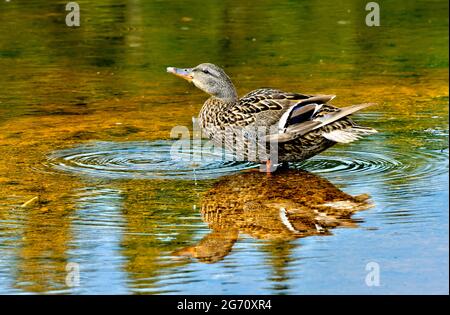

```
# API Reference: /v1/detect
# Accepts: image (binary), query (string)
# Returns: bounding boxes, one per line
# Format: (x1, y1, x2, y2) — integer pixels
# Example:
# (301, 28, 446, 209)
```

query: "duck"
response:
(167, 63, 377, 170)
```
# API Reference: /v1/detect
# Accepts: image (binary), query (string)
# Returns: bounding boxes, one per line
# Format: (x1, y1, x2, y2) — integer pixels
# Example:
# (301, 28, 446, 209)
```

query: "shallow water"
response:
(0, 0, 448, 294)
(46, 140, 257, 180)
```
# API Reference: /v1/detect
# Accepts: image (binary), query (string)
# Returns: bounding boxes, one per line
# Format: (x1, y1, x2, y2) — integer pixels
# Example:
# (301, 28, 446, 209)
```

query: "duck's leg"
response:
(258, 160, 273, 173)
(261, 161, 288, 174)
(243, 162, 275, 173)
(266, 159, 282, 174)
(266, 160, 272, 175)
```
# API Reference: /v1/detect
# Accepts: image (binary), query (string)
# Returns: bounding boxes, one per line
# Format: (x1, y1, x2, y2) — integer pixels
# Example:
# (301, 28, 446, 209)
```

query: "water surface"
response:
(0, 0, 448, 294)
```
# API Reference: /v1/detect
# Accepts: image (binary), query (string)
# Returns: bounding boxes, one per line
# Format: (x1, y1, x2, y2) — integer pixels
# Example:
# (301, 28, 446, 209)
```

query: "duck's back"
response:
(198, 88, 376, 162)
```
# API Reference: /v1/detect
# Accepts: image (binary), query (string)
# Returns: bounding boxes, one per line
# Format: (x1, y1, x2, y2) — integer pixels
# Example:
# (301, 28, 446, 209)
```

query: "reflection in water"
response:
(14, 207, 72, 293)
(10, 178, 80, 294)
(173, 170, 372, 263)
(117, 179, 203, 294)
(68, 187, 128, 294)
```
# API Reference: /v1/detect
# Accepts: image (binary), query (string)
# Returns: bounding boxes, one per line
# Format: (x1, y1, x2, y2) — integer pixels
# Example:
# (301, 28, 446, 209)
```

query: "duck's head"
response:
(167, 63, 238, 102)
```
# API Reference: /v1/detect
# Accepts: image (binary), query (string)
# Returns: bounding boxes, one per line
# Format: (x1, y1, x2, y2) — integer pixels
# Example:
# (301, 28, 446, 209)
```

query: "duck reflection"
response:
(173, 169, 372, 263)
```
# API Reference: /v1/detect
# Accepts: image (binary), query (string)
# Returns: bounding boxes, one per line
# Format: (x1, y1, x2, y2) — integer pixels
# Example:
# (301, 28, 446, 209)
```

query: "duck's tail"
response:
(315, 102, 377, 144)
(322, 125, 377, 144)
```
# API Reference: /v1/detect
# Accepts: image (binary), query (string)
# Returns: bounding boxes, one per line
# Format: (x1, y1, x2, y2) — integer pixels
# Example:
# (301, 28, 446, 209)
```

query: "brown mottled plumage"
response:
(172, 169, 372, 263)
(167, 63, 377, 163)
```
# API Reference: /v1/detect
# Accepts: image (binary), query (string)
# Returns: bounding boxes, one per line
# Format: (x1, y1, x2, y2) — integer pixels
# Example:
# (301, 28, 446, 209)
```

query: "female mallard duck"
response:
(167, 63, 377, 169)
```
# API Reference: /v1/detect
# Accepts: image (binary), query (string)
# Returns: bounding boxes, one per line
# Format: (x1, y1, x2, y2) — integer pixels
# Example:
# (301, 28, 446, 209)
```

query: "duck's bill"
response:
(166, 67, 193, 82)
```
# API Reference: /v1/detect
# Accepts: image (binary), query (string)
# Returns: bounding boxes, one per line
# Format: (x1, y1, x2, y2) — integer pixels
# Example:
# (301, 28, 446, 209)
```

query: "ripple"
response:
(294, 148, 448, 188)
(46, 140, 257, 180)
(46, 141, 448, 188)
(295, 151, 403, 178)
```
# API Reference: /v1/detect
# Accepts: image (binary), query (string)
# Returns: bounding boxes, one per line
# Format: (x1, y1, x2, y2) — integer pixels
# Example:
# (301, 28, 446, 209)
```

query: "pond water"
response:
(0, 0, 448, 294)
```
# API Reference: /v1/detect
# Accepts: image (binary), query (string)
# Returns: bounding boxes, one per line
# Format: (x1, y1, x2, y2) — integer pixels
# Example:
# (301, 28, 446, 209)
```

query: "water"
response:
(46, 140, 257, 180)
(0, 0, 448, 294)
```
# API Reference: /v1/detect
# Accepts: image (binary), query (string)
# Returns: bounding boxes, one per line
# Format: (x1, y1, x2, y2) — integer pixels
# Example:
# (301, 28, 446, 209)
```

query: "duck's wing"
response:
(223, 89, 334, 128)
(223, 89, 376, 144)
(265, 102, 377, 143)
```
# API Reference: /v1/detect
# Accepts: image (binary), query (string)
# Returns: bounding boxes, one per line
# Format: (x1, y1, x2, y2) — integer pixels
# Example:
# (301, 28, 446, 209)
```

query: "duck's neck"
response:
(214, 86, 238, 104)
(211, 95, 237, 107)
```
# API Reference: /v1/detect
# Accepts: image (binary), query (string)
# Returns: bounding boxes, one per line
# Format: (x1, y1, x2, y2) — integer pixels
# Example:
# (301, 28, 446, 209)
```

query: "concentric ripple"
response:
(296, 151, 403, 178)
(294, 147, 449, 191)
(46, 140, 257, 180)
(46, 140, 448, 186)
